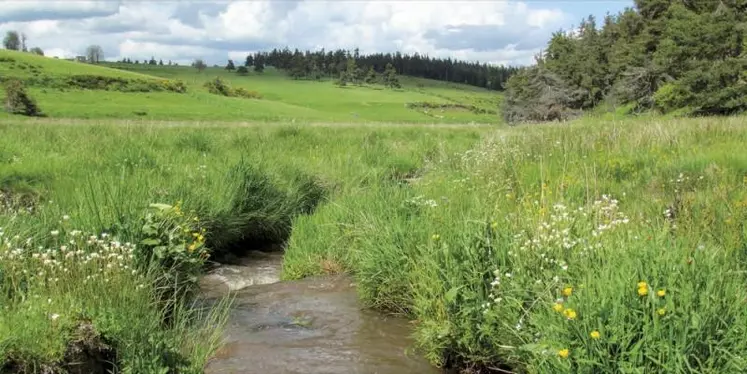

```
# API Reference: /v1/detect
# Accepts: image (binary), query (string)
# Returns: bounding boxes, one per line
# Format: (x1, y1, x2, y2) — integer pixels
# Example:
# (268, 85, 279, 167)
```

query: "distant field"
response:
(0, 50, 503, 124)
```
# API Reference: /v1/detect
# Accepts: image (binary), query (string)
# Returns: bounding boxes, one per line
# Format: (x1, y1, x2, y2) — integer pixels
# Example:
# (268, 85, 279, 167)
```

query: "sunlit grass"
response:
(283, 115, 747, 372)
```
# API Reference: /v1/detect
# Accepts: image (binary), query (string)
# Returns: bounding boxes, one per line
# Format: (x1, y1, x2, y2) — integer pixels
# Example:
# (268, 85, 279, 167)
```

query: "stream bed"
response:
(199, 251, 441, 374)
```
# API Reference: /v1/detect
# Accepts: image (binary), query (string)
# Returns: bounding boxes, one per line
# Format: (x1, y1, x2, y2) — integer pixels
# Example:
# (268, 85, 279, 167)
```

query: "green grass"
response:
(3, 49, 747, 374)
(282, 115, 747, 373)
(0, 119, 486, 372)
(0, 50, 502, 124)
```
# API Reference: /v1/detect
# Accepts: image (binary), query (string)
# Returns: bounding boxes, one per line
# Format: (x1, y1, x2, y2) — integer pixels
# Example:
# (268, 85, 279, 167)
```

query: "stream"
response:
(199, 251, 441, 374)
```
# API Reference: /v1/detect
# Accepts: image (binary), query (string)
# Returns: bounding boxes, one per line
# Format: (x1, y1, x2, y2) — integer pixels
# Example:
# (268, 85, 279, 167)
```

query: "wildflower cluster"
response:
(138, 202, 209, 294)
(403, 195, 439, 209)
(0, 223, 144, 295)
(513, 195, 630, 266)
(637, 280, 669, 316)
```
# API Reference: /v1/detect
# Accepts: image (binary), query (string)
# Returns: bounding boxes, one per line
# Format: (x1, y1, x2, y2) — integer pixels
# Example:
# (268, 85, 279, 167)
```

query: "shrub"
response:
(136, 202, 209, 301)
(3, 79, 43, 116)
(233, 87, 262, 99)
(203, 77, 232, 96)
(236, 66, 249, 75)
(204, 77, 261, 99)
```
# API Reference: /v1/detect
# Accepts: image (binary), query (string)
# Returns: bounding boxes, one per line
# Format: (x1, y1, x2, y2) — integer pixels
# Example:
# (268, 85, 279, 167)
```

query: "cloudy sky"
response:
(0, 1, 633, 66)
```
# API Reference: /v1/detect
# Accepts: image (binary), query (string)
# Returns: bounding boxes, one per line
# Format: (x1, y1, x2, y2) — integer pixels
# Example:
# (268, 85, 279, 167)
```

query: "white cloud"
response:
(0, 0, 573, 66)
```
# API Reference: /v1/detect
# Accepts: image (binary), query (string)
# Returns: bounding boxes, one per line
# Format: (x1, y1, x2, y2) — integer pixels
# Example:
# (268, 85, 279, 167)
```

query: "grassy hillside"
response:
(0, 50, 502, 124)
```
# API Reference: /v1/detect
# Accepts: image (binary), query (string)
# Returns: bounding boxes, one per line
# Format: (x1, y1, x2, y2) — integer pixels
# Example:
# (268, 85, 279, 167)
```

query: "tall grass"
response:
(0, 120, 484, 371)
(283, 115, 747, 372)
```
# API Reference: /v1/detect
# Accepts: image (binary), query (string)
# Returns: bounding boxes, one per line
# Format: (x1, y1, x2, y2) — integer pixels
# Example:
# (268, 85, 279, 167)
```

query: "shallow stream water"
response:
(199, 251, 441, 374)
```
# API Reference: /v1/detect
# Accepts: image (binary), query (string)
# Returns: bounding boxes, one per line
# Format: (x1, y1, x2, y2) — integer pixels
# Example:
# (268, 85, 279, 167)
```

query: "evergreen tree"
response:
(345, 58, 359, 84)
(365, 67, 378, 84)
(253, 54, 265, 73)
(149, 56, 157, 65)
(159, 59, 164, 66)
(245, 55, 254, 67)
(503, 1, 747, 122)
(225, 59, 236, 71)
(383, 63, 400, 89)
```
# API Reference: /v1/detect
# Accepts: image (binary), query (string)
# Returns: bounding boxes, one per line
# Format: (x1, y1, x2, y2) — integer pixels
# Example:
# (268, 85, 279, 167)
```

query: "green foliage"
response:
(137, 202, 209, 300)
(193, 59, 206, 73)
(3, 31, 20, 51)
(3, 79, 43, 117)
(503, 2, 747, 122)
(236, 65, 248, 75)
(365, 67, 378, 84)
(383, 63, 401, 89)
(225, 59, 235, 71)
(203, 77, 261, 99)
(282, 115, 747, 372)
(502, 66, 581, 123)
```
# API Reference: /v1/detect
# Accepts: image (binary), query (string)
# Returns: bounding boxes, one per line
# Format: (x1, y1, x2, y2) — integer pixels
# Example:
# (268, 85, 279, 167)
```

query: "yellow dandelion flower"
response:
(657, 289, 666, 297)
(490, 221, 498, 229)
(553, 303, 564, 312)
(562, 287, 573, 297)
(590, 330, 601, 339)
(187, 243, 196, 253)
(657, 308, 666, 316)
(558, 349, 569, 359)
(637, 281, 647, 289)
(637, 286, 648, 296)
(563, 308, 577, 320)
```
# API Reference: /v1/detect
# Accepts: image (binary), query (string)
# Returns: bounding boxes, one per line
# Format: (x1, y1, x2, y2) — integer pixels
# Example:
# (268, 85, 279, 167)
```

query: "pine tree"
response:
(225, 59, 236, 71)
(383, 63, 401, 89)
(253, 55, 264, 73)
(365, 67, 378, 84)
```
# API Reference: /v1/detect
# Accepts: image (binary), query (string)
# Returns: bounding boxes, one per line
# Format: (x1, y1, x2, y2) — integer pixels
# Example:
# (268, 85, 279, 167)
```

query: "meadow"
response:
(0, 50, 501, 124)
(2, 49, 747, 373)
(282, 115, 747, 373)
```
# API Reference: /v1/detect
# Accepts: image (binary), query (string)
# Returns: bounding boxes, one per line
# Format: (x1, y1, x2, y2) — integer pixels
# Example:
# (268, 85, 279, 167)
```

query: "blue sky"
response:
(0, 1, 635, 66)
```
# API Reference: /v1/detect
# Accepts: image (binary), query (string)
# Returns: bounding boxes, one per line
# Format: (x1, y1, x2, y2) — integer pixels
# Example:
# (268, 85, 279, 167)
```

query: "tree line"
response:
(3, 31, 44, 56)
(502, 0, 747, 123)
(243, 48, 518, 90)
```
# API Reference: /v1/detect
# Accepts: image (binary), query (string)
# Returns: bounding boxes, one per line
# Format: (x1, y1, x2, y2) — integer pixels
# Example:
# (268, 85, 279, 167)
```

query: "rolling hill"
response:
(0, 50, 503, 124)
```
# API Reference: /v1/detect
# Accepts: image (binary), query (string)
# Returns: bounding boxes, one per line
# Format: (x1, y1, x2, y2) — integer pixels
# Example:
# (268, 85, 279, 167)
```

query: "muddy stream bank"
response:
(199, 251, 441, 374)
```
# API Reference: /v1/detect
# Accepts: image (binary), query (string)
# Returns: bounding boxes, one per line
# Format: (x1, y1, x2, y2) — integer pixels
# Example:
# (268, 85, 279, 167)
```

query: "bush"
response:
(236, 66, 249, 75)
(204, 77, 261, 99)
(3, 79, 43, 116)
(136, 202, 209, 301)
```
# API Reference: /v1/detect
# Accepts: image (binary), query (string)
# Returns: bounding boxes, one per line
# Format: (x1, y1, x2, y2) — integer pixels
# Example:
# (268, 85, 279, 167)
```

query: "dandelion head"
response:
(638, 286, 648, 296)
(657, 289, 666, 297)
(552, 303, 564, 313)
(558, 349, 569, 359)
(590, 330, 601, 340)
(657, 308, 666, 316)
(563, 308, 577, 320)
(562, 286, 573, 297)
